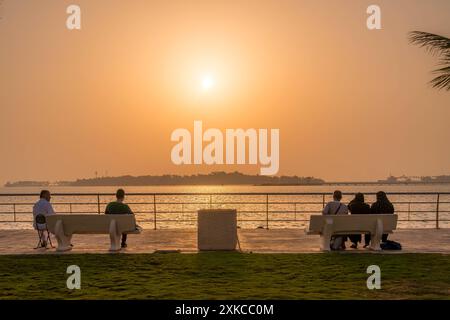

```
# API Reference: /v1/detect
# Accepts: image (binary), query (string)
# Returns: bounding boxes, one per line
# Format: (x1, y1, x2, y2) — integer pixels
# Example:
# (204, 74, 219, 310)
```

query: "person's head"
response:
(116, 189, 125, 202)
(376, 191, 388, 202)
(333, 190, 342, 201)
(40, 190, 51, 202)
(354, 192, 365, 203)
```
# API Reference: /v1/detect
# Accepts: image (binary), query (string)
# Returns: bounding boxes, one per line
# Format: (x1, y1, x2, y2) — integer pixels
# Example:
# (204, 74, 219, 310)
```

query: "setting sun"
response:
(1, 0, 450, 307)
(201, 74, 215, 91)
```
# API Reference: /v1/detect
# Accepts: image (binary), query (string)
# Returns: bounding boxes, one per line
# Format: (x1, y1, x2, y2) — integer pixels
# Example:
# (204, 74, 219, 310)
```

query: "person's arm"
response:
(322, 203, 330, 215)
(32, 204, 38, 229)
(341, 205, 349, 215)
(388, 202, 395, 214)
(46, 202, 56, 215)
(126, 204, 134, 215)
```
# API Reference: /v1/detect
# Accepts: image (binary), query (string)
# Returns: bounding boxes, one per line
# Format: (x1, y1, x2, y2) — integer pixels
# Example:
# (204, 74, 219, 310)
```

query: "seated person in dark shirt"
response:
(348, 193, 371, 249)
(105, 189, 134, 248)
(370, 191, 395, 243)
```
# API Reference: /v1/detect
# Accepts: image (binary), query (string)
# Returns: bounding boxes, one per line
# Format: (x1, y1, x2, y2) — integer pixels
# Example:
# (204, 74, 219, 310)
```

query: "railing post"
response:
(266, 194, 269, 229)
(294, 203, 297, 221)
(408, 202, 410, 221)
(209, 194, 212, 209)
(153, 194, 157, 230)
(69, 203, 72, 214)
(13, 204, 16, 222)
(436, 193, 440, 229)
(97, 194, 101, 214)
(322, 194, 325, 208)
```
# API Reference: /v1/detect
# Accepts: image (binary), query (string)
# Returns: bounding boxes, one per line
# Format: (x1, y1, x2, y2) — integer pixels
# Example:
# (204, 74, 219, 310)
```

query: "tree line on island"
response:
(4, 172, 325, 187)
(5, 172, 450, 187)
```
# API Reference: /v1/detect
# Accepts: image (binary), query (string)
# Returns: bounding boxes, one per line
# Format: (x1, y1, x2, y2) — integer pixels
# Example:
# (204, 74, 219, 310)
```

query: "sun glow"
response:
(201, 74, 215, 91)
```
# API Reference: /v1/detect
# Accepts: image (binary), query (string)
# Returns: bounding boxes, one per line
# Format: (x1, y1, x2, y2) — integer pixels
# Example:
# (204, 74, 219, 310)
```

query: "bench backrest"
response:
(46, 214, 137, 235)
(308, 214, 398, 234)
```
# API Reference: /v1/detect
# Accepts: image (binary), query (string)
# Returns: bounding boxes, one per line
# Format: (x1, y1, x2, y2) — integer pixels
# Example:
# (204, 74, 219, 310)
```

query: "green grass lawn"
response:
(0, 253, 449, 299)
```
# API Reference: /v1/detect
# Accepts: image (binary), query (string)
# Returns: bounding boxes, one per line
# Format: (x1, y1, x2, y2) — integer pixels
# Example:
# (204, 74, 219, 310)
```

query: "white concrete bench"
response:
(306, 214, 398, 251)
(46, 214, 141, 252)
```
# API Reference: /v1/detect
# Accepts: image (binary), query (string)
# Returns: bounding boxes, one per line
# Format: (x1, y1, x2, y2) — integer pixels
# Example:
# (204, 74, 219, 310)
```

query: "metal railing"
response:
(0, 192, 449, 229)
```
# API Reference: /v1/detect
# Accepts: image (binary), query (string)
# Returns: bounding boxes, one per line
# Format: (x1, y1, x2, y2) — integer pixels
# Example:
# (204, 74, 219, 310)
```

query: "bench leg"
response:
(54, 220, 72, 252)
(369, 218, 383, 251)
(320, 219, 333, 252)
(109, 219, 121, 252)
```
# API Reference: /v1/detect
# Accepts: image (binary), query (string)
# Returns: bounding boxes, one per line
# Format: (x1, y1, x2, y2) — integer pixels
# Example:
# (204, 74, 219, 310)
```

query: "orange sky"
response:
(1, 0, 449, 183)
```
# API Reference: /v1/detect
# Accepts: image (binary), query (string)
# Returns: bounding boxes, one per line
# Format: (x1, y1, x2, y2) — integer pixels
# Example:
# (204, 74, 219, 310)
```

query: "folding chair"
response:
(34, 214, 54, 249)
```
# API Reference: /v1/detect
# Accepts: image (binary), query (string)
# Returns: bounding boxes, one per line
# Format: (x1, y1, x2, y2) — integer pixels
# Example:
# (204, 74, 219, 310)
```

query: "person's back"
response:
(105, 201, 132, 215)
(322, 190, 348, 216)
(105, 189, 134, 248)
(371, 191, 394, 214)
(348, 199, 371, 215)
(322, 190, 348, 250)
(347, 193, 370, 248)
(33, 190, 55, 230)
(32, 190, 55, 248)
(371, 191, 394, 243)
(322, 200, 349, 215)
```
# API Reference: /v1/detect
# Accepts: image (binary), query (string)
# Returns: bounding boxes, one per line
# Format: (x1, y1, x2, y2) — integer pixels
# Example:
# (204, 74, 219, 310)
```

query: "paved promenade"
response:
(0, 228, 449, 254)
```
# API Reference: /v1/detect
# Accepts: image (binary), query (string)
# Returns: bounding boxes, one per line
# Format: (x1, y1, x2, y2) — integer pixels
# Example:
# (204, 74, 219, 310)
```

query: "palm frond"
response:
(409, 31, 450, 91)
(430, 74, 450, 90)
(409, 31, 450, 55)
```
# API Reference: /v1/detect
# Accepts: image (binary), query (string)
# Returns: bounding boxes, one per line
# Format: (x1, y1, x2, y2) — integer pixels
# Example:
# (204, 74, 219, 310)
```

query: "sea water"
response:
(0, 184, 449, 230)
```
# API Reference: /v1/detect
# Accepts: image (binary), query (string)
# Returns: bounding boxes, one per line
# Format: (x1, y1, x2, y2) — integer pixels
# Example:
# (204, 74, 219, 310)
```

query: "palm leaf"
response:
(409, 31, 450, 91)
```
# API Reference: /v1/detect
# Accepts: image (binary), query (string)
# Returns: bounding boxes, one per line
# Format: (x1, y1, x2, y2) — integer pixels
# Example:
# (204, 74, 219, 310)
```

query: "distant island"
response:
(377, 175, 450, 184)
(5, 173, 450, 187)
(4, 181, 52, 187)
(4, 172, 325, 187)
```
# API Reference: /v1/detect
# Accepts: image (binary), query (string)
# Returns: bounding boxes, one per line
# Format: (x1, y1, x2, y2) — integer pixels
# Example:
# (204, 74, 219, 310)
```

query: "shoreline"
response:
(4, 182, 450, 188)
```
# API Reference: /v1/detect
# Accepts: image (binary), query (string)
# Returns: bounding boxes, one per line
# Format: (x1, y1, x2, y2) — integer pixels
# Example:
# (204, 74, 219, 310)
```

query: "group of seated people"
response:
(33, 188, 394, 251)
(33, 189, 134, 248)
(322, 190, 395, 250)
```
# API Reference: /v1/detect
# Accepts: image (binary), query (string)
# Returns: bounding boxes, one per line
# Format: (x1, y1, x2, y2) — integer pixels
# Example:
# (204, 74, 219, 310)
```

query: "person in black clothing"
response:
(348, 193, 371, 248)
(370, 191, 395, 243)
